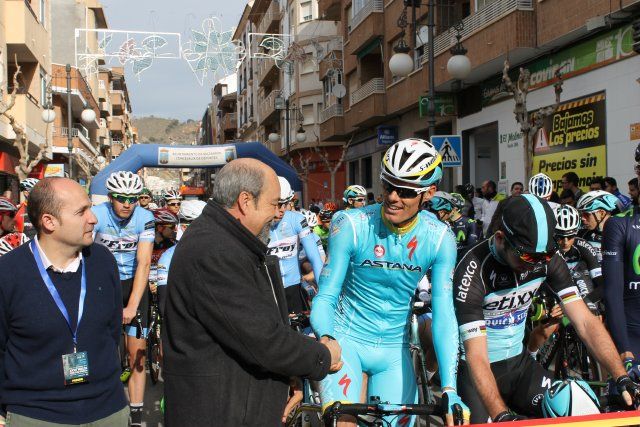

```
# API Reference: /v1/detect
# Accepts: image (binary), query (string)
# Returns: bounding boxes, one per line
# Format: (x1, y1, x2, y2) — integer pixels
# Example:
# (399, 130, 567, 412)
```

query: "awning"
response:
(357, 38, 382, 60)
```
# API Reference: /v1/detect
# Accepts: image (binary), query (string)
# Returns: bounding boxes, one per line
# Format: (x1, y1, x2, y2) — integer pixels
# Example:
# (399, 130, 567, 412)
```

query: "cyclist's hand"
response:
(493, 411, 527, 422)
(282, 378, 303, 423)
(149, 282, 158, 294)
(441, 390, 470, 425)
(623, 358, 640, 383)
(123, 305, 137, 324)
(615, 375, 640, 408)
(320, 336, 343, 373)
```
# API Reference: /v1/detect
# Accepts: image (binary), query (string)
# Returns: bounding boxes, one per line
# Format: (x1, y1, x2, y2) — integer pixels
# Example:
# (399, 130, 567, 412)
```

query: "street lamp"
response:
(268, 132, 280, 143)
(80, 103, 96, 124)
(295, 124, 307, 143)
(274, 93, 305, 160)
(447, 23, 471, 80)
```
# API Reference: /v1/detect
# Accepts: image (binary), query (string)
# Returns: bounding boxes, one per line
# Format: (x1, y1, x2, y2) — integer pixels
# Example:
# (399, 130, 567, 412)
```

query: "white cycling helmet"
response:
(0, 197, 17, 213)
(576, 190, 620, 213)
(529, 173, 554, 198)
(555, 204, 581, 236)
(278, 176, 294, 204)
(163, 190, 183, 201)
(542, 379, 600, 417)
(106, 171, 144, 195)
(301, 209, 318, 228)
(179, 200, 207, 221)
(343, 185, 367, 203)
(380, 138, 443, 191)
(20, 178, 39, 192)
(147, 202, 159, 210)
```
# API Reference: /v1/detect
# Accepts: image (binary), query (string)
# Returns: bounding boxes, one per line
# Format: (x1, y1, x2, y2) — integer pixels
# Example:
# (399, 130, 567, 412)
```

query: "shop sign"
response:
(44, 164, 65, 178)
(532, 92, 606, 193)
(419, 94, 456, 117)
(377, 126, 398, 146)
(481, 24, 636, 106)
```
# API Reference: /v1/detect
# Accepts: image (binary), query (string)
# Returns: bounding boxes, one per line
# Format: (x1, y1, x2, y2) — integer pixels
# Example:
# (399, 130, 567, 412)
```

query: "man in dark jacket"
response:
(163, 158, 341, 426)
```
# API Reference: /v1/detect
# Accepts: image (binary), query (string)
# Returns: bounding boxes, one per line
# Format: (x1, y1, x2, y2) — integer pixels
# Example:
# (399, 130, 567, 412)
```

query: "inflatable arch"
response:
(89, 143, 301, 204)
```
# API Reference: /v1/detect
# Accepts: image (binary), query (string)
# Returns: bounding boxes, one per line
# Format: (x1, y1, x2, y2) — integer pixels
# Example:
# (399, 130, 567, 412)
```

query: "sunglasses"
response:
(160, 223, 176, 229)
(554, 234, 577, 241)
(352, 197, 366, 203)
(168, 202, 182, 207)
(381, 180, 421, 199)
(111, 194, 139, 204)
(505, 235, 555, 265)
(138, 195, 151, 200)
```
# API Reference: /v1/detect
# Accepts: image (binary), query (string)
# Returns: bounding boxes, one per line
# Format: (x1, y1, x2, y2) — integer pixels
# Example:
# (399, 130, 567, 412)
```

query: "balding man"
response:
(163, 159, 341, 426)
(0, 178, 128, 425)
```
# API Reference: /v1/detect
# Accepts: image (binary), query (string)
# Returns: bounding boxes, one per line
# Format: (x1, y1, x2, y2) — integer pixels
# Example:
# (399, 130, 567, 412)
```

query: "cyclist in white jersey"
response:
(92, 171, 154, 426)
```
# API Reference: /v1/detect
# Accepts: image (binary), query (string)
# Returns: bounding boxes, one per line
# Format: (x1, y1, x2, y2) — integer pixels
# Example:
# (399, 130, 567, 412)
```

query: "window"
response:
(39, 67, 46, 106)
(98, 79, 106, 90)
(362, 156, 372, 188)
(349, 161, 360, 184)
(300, 54, 314, 74)
(476, 0, 499, 10)
(39, 0, 46, 26)
(346, 5, 352, 32)
(352, 0, 366, 17)
(302, 104, 314, 125)
(300, 1, 312, 22)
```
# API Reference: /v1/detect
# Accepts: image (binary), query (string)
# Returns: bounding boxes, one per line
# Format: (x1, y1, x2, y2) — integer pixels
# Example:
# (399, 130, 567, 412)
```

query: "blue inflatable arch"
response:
(89, 143, 301, 203)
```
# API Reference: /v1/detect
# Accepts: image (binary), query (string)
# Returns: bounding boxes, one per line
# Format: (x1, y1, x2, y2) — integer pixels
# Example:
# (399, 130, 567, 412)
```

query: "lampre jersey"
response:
(92, 203, 155, 280)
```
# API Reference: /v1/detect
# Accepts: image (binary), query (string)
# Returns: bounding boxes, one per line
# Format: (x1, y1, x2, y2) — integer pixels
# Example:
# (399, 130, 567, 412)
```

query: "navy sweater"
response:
(0, 242, 126, 423)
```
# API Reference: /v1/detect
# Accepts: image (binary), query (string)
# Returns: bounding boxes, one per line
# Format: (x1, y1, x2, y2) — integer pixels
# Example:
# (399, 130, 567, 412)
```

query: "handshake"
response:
(320, 336, 344, 373)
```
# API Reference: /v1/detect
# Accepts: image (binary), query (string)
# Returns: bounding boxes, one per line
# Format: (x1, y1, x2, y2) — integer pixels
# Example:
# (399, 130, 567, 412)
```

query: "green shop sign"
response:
(419, 94, 456, 117)
(481, 24, 636, 106)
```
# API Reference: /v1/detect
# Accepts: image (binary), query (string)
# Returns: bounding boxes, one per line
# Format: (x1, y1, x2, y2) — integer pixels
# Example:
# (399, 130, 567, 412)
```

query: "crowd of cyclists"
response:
(0, 137, 638, 425)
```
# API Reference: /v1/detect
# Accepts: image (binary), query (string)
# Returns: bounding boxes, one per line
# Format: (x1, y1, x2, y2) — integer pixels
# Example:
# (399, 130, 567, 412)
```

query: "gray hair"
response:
(212, 161, 265, 208)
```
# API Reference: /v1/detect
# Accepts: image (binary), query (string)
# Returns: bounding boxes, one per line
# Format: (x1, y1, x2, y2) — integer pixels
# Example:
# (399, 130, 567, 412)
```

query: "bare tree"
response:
(315, 134, 354, 202)
(290, 151, 312, 206)
(502, 60, 563, 180)
(0, 52, 52, 181)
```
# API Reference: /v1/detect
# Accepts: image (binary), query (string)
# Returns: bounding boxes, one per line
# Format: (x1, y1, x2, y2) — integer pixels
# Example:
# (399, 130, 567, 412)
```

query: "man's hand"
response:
(320, 336, 343, 373)
(149, 282, 158, 294)
(493, 411, 527, 422)
(616, 375, 640, 408)
(122, 305, 138, 324)
(441, 390, 470, 425)
(282, 378, 303, 423)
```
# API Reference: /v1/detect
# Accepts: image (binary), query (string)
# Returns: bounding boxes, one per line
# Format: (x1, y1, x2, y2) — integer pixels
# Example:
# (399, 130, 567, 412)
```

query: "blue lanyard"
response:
(30, 240, 86, 351)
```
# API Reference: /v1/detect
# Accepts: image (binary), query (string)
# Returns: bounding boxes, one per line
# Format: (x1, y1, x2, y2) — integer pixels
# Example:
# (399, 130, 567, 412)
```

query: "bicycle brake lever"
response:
(453, 403, 463, 426)
(135, 310, 142, 339)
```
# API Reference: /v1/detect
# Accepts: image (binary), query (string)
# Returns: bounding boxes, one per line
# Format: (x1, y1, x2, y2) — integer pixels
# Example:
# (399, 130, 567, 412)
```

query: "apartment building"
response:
(235, 2, 259, 142)
(0, 0, 52, 197)
(211, 74, 238, 145)
(319, 0, 640, 195)
(101, 66, 136, 159)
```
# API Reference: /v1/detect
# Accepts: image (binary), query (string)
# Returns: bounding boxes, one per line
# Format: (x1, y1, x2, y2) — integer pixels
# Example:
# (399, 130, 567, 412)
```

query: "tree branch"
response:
(0, 53, 21, 116)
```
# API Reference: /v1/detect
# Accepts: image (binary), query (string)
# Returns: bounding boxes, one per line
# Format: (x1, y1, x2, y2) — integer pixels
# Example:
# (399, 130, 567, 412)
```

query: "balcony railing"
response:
(257, 1, 284, 34)
(319, 103, 344, 123)
(350, 0, 383, 33)
(350, 78, 385, 107)
(421, 0, 533, 64)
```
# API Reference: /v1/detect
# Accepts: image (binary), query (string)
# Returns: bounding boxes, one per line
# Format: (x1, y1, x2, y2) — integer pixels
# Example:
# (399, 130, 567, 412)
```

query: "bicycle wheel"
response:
(147, 327, 161, 385)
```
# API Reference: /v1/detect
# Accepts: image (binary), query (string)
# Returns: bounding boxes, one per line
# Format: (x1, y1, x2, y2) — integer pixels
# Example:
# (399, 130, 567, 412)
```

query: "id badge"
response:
(62, 351, 89, 385)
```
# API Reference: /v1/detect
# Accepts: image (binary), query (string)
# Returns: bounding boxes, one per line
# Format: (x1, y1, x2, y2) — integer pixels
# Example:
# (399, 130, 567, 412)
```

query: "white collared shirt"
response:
(31, 236, 82, 273)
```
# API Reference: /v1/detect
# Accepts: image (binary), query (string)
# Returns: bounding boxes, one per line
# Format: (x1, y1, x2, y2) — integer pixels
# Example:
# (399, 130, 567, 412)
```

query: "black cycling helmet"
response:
(635, 141, 640, 163)
(500, 194, 557, 254)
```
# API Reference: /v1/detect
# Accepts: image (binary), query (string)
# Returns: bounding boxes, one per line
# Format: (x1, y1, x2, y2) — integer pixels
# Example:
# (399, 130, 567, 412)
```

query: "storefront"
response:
(456, 24, 640, 193)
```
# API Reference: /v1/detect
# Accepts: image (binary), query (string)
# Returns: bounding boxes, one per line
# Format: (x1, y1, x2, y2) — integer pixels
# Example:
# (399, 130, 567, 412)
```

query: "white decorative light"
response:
(81, 107, 96, 124)
(389, 52, 413, 77)
(41, 108, 56, 124)
(295, 126, 307, 143)
(268, 132, 280, 143)
(447, 54, 471, 80)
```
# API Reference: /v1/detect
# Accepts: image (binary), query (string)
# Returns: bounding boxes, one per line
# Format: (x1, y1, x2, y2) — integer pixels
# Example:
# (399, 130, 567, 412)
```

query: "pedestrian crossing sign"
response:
(431, 135, 462, 167)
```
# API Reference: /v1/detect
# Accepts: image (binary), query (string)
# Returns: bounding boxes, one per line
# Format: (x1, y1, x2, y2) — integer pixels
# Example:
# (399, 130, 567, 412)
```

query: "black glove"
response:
(615, 375, 640, 409)
(493, 411, 527, 422)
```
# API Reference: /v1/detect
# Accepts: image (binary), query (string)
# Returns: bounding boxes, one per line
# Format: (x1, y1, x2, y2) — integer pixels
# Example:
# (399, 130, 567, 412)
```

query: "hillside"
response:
(132, 116, 201, 145)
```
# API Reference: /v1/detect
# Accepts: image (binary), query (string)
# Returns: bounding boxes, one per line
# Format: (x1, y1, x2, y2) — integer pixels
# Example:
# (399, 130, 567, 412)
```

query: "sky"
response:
(100, 0, 246, 121)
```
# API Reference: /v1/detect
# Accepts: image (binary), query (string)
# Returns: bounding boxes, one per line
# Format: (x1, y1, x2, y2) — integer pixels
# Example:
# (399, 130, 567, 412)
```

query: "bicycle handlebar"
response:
(323, 401, 444, 418)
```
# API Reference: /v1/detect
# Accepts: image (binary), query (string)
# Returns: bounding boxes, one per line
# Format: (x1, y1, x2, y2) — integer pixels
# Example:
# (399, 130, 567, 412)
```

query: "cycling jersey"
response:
(92, 203, 155, 280)
(454, 238, 579, 363)
(313, 225, 329, 252)
(602, 208, 640, 356)
(449, 215, 479, 260)
(560, 237, 603, 290)
(150, 239, 175, 283)
(157, 245, 176, 287)
(311, 204, 459, 387)
(267, 210, 323, 288)
(580, 229, 603, 262)
(298, 232, 326, 262)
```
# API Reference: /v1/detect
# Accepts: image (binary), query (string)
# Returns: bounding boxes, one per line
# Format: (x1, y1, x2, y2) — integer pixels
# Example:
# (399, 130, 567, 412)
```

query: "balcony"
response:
(52, 126, 99, 156)
(4, 0, 49, 66)
(99, 100, 111, 115)
(319, 0, 341, 21)
(257, 1, 283, 34)
(319, 104, 346, 141)
(0, 94, 47, 150)
(110, 90, 125, 115)
(347, 0, 384, 56)
(109, 116, 125, 134)
(346, 78, 385, 128)
(221, 112, 237, 131)
(319, 40, 343, 79)
(258, 90, 280, 125)
(257, 57, 279, 87)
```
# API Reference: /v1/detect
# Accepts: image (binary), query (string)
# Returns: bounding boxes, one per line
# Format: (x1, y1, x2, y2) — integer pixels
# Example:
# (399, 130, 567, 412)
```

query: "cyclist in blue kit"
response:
(311, 138, 469, 426)
(92, 171, 154, 426)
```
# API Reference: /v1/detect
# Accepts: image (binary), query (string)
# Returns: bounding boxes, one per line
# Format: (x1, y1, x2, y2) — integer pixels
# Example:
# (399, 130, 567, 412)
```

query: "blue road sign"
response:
(431, 135, 462, 167)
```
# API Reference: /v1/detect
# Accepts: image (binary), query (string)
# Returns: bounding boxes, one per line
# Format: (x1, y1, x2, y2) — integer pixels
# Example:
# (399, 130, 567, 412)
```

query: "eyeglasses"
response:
(138, 195, 151, 200)
(111, 194, 139, 204)
(554, 234, 577, 241)
(168, 202, 182, 207)
(352, 197, 366, 203)
(504, 235, 555, 265)
(381, 180, 421, 199)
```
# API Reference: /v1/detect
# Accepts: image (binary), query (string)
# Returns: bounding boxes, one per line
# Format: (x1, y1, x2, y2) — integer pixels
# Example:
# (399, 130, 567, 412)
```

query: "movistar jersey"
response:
(157, 245, 176, 287)
(313, 225, 329, 252)
(602, 208, 640, 356)
(450, 215, 479, 261)
(92, 203, 155, 280)
(267, 210, 323, 288)
(454, 239, 578, 363)
(310, 204, 459, 389)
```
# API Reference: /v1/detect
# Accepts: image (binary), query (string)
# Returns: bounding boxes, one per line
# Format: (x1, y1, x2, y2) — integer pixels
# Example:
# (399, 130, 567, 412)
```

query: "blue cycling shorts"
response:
(319, 334, 417, 427)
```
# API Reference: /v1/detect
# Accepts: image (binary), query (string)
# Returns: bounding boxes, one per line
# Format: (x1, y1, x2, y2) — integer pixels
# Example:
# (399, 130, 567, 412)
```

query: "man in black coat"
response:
(163, 158, 341, 426)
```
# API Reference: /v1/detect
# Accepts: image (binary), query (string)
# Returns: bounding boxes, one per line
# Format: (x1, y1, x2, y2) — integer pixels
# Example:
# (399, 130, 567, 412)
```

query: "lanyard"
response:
(30, 240, 86, 351)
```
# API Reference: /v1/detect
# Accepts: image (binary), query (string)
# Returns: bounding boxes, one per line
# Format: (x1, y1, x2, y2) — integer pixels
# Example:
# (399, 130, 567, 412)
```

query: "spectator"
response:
(605, 177, 632, 211)
(559, 189, 576, 206)
(0, 178, 127, 425)
(162, 159, 341, 426)
(510, 182, 524, 197)
(367, 192, 375, 205)
(480, 180, 506, 237)
(562, 172, 584, 200)
(549, 190, 561, 204)
(628, 178, 639, 207)
(590, 177, 605, 191)
(376, 194, 384, 204)
(471, 186, 484, 223)
(456, 185, 474, 218)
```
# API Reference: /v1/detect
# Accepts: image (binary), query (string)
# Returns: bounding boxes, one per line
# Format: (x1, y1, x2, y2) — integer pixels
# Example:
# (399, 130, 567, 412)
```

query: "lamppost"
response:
(388, 2, 471, 138)
(270, 92, 306, 160)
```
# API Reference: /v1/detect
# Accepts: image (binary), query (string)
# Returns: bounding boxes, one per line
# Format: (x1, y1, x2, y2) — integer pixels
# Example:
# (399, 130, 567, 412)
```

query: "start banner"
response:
(532, 92, 606, 193)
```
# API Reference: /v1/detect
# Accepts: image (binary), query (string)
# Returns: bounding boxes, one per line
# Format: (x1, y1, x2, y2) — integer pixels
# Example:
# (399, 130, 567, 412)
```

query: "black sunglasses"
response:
(381, 180, 421, 199)
(168, 202, 182, 207)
